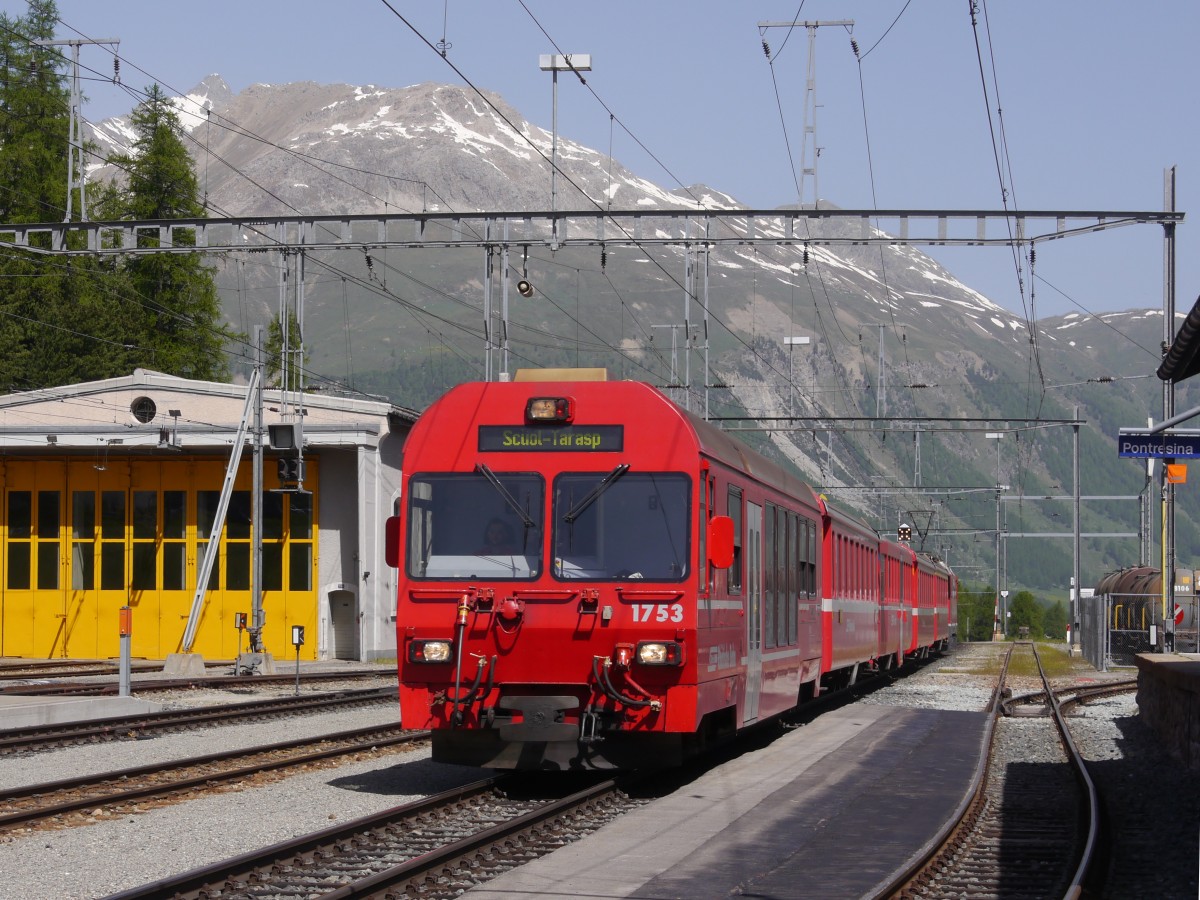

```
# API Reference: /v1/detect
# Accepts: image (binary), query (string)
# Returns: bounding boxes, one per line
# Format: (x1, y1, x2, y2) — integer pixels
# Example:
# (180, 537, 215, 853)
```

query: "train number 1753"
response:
(631, 603, 684, 623)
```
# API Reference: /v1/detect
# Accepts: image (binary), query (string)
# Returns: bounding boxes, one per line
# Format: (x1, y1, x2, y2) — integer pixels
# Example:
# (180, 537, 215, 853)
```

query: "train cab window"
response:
(551, 471, 688, 581)
(406, 472, 544, 580)
(727, 487, 743, 595)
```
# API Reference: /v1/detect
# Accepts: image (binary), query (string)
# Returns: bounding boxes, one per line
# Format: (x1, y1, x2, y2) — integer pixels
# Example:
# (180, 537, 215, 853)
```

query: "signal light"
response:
(526, 397, 573, 423)
(898, 523, 912, 542)
(277, 457, 306, 483)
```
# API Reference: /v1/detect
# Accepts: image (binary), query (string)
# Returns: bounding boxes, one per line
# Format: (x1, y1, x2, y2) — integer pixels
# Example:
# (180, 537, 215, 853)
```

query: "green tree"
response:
(957, 583, 998, 642)
(1043, 599, 1068, 640)
(1009, 590, 1044, 638)
(0, 0, 126, 388)
(0, 0, 69, 224)
(95, 83, 233, 380)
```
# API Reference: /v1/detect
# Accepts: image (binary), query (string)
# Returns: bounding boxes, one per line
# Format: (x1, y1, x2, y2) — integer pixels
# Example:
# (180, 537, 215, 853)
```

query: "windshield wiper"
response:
(563, 464, 630, 523)
(474, 464, 534, 528)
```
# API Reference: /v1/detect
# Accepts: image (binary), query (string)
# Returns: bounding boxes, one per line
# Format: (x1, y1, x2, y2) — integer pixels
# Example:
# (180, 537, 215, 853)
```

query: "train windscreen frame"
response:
(551, 471, 689, 581)
(406, 471, 544, 580)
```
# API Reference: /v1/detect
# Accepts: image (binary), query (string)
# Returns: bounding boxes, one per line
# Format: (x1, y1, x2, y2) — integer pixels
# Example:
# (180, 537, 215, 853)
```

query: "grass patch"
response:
(1007, 641, 1101, 679)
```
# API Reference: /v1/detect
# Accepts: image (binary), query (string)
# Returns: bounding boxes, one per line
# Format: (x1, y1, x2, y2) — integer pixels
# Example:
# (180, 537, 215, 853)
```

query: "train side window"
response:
(727, 486, 743, 595)
(807, 521, 817, 596)
(699, 474, 710, 595)
(788, 512, 798, 644)
(798, 518, 807, 597)
(764, 503, 776, 649)
(835, 534, 842, 597)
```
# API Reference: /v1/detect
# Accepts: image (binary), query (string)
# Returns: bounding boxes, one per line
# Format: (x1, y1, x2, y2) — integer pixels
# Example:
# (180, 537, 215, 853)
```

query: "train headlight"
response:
(636, 641, 684, 666)
(408, 639, 453, 663)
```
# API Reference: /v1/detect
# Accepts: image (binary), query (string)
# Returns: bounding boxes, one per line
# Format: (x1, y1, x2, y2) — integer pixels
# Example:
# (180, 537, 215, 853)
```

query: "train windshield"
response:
(552, 471, 689, 581)
(406, 472, 543, 580)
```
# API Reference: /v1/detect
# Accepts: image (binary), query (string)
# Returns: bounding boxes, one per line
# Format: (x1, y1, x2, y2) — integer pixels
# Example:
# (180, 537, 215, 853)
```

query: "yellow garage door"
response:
(0, 457, 318, 660)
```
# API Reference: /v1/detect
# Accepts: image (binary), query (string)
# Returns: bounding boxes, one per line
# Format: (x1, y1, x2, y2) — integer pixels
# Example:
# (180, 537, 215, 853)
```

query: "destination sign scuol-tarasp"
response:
(478, 424, 624, 452)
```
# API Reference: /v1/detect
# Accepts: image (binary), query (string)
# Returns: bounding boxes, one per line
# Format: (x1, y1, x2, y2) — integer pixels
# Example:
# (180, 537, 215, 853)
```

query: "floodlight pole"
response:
(785, 335, 811, 416)
(539, 53, 591, 248)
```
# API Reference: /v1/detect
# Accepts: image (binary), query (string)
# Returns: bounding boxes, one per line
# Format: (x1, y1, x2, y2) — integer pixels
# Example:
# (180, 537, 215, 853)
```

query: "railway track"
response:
(0, 723, 428, 833)
(0, 686, 398, 754)
(879, 642, 1121, 898)
(1002, 677, 1138, 716)
(105, 773, 648, 899)
(0, 668, 397, 696)
(0, 660, 166, 681)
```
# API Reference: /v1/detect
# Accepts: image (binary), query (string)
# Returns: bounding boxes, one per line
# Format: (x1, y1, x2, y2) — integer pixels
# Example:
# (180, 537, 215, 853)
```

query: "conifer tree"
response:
(0, 0, 99, 389)
(0, 3, 233, 388)
(0, 0, 69, 224)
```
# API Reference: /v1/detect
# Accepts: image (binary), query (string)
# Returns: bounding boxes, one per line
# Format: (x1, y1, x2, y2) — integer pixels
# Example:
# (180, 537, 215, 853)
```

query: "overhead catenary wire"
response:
(35, 6, 768, 405)
(376, 0, 805, 400)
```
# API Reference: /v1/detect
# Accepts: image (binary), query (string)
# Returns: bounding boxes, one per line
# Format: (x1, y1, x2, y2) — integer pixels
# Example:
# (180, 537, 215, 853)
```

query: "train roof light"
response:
(526, 396, 574, 423)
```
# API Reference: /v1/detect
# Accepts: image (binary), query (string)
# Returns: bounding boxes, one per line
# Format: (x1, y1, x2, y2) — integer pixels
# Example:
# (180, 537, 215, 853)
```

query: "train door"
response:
(745, 501, 763, 723)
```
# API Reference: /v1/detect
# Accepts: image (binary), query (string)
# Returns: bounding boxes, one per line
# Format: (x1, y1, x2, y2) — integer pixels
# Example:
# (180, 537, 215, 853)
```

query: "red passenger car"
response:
(387, 372, 954, 770)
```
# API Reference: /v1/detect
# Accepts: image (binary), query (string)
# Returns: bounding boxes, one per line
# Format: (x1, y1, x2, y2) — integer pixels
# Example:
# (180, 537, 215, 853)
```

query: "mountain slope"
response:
(85, 78, 1188, 593)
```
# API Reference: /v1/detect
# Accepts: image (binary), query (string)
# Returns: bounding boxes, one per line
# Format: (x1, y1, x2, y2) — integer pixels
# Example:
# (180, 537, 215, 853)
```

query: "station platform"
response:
(468, 704, 989, 899)
(0, 693, 161, 730)
(1134, 652, 1200, 769)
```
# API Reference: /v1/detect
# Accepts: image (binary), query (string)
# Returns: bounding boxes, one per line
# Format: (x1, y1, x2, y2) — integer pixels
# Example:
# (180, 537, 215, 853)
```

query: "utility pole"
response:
(758, 19, 853, 209)
(862, 323, 903, 418)
(651, 322, 697, 408)
(1162, 166, 1178, 652)
(33, 37, 119, 222)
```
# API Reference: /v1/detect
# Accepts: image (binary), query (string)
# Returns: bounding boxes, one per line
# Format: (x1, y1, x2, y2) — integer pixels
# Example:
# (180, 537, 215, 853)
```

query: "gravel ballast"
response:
(0, 648, 1194, 899)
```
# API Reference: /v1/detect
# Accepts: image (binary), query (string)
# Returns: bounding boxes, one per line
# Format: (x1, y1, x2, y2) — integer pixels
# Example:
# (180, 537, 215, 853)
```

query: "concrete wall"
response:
(1135, 653, 1200, 770)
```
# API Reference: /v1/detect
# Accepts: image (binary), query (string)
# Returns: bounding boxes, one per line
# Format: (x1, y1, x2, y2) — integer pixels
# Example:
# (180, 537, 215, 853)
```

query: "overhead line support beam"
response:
(0, 208, 1181, 257)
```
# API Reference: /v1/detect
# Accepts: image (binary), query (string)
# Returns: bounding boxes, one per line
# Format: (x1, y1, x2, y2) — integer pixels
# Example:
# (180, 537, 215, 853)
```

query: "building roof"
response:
(0, 369, 419, 453)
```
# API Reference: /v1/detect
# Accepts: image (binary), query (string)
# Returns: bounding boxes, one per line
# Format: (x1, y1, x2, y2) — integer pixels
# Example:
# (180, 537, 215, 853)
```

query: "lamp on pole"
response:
(784, 335, 811, 416)
(538, 53, 591, 248)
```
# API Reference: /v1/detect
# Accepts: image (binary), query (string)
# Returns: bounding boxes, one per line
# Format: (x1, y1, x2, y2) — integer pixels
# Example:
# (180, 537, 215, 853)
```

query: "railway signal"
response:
(291, 625, 305, 694)
(277, 456, 306, 485)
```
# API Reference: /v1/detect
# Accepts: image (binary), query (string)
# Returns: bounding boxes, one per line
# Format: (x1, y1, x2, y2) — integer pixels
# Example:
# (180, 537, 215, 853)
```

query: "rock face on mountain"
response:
(86, 78, 1186, 590)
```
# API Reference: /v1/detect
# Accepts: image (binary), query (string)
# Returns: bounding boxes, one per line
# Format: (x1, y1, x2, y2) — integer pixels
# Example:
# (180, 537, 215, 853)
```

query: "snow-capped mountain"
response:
(84, 77, 1186, 588)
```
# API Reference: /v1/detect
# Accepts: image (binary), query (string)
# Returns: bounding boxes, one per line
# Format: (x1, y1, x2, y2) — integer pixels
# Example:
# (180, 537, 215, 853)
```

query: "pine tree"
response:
(0, 0, 69, 224)
(0, 0, 101, 390)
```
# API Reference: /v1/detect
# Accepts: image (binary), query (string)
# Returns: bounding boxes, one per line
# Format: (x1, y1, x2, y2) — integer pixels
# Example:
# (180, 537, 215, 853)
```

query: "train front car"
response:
(389, 376, 734, 770)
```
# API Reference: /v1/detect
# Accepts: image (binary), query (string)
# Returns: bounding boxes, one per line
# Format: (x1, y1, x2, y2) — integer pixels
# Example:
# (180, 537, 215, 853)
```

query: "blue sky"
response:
(12, 0, 1198, 320)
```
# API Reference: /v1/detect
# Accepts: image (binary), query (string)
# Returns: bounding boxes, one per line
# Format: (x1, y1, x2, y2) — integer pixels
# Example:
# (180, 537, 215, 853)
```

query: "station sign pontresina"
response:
(1117, 428, 1200, 459)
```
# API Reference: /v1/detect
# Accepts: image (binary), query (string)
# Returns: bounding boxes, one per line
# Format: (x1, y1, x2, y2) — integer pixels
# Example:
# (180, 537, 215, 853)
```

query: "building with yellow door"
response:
(0, 369, 416, 662)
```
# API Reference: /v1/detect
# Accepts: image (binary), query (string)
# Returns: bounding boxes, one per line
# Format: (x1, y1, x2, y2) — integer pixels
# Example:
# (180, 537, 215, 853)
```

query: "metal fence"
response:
(1081, 591, 1200, 671)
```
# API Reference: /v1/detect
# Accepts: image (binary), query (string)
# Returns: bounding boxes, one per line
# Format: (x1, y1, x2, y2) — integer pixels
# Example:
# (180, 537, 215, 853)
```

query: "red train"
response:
(386, 371, 956, 770)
